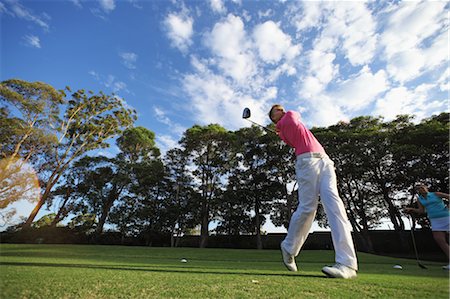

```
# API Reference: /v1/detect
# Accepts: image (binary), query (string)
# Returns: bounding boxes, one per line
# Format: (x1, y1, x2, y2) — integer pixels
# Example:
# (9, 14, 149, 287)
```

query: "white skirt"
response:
(430, 216, 450, 232)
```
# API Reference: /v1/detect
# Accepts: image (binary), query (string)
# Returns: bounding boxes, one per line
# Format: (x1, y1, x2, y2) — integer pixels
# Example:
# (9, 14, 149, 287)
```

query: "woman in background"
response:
(405, 183, 449, 270)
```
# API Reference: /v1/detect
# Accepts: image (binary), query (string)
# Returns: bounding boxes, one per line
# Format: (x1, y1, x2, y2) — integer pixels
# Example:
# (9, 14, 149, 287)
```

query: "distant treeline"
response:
(1, 79, 448, 253)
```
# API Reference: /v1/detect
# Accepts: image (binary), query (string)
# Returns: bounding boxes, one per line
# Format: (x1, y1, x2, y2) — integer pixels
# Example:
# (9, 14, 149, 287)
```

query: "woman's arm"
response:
(434, 192, 449, 199)
(404, 201, 425, 214)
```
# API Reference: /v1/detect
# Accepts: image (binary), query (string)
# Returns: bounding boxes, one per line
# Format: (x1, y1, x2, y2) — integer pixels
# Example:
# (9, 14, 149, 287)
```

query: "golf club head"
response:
(242, 107, 251, 119)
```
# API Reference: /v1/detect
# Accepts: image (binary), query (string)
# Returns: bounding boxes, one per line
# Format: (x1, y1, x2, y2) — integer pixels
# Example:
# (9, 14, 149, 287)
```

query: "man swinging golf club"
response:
(269, 104, 358, 279)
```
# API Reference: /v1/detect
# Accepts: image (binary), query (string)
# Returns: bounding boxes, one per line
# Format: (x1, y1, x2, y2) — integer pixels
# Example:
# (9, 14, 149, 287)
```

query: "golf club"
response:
(242, 107, 275, 133)
(408, 214, 428, 269)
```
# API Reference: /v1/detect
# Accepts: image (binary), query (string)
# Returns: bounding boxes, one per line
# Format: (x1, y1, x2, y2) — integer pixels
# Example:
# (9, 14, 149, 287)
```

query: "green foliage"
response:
(67, 213, 97, 232)
(1, 79, 448, 245)
(117, 126, 160, 162)
(179, 124, 234, 247)
(32, 213, 56, 229)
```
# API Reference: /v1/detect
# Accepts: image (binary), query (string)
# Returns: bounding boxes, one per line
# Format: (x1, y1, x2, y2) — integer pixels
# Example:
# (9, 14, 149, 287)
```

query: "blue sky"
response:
(1, 0, 449, 230)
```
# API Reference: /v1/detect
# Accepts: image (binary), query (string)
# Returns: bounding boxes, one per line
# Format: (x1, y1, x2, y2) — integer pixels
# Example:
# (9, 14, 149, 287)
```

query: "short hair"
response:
(268, 104, 284, 122)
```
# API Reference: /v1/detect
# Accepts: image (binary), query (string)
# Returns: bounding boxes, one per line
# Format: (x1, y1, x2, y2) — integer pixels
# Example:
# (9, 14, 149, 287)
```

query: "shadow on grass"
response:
(0, 261, 325, 278)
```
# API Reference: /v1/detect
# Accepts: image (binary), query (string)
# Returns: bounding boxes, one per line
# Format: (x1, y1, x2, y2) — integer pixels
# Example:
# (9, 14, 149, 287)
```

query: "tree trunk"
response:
(50, 190, 71, 227)
(23, 162, 70, 228)
(95, 187, 118, 237)
(255, 198, 262, 250)
(23, 182, 54, 228)
(199, 198, 209, 248)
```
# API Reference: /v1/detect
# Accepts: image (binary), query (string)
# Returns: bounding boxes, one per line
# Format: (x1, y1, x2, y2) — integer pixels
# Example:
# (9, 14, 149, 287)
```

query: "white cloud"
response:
(0, 2, 7, 13)
(153, 106, 185, 135)
(422, 30, 448, 71)
(331, 66, 388, 112)
(88, 70, 100, 80)
(89, 72, 129, 94)
(70, 0, 82, 8)
(335, 3, 377, 66)
(181, 60, 274, 130)
(23, 35, 41, 48)
(381, 1, 445, 58)
(293, 2, 377, 66)
(380, 1, 447, 83)
(373, 84, 447, 121)
(156, 135, 179, 156)
(120, 52, 138, 69)
(437, 68, 449, 92)
(127, 0, 142, 9)
(386, 49, 425, 83)
(164, 11, 194, 53)
(302, 96, 348, 128)
(252, 21, 300, 64)
(307, 50, 338, 88)
(99, 0, 115, 13)
(258, 9, 272, 19)
(6, 0, 50, 30)
(179, 1, 447, 132)
(205, 14, 256, 83)
(210, 0, 226, 14)
(292, 1, 322, 32)
(299, 76, 324, 99)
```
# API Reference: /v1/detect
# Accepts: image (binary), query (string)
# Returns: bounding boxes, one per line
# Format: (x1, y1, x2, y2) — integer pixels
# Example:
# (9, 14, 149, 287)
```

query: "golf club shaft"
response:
(245, 119, 275, 133)
(409, 215, 427, 269)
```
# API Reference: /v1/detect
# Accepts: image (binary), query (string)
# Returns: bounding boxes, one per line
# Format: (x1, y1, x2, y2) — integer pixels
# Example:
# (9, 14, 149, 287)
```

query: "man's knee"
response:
(297, 204, 318, 215)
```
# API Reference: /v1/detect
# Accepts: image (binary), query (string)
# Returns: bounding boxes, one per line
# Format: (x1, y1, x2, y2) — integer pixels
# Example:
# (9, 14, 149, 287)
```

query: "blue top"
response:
(418, 192, 450, 219)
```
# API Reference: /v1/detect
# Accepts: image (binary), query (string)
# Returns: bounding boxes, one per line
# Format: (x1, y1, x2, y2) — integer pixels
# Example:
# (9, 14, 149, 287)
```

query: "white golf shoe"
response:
(322, 263, 357, 279)
(280, 242, 297, 272)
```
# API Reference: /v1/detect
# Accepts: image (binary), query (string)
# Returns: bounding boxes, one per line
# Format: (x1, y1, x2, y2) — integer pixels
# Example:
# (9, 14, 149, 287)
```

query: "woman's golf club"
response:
(408, 215, 428, 269)
(242, 108, 275, 133)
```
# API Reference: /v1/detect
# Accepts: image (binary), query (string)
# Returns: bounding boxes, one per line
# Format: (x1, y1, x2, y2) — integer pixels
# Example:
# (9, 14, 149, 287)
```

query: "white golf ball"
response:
(180, 258, 188, 263)
(393, 265, 402, 269)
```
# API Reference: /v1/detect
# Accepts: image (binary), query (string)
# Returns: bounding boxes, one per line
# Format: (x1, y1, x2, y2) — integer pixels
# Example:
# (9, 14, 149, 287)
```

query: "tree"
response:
(109, 127, 165, 240)
(0, 157, 40, 216)
(391, 113, 449, 229)
(0, 79, 62, 216)
(66, 156, 131, 237)
(20, 85, 137, 228)
(179, 124, 232, 248)
(313, 117, 396, 252)
(32, 213, 56, 229)
(220, 126, 289, 249)
(0, 79, 62, 167)
(163, 148, 198, 246)
(392, 113, 449, 191)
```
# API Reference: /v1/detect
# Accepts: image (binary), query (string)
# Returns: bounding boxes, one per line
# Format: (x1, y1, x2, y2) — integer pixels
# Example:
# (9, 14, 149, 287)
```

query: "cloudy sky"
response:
(1, 0, 448, 229)
(2, 0, 448, 155)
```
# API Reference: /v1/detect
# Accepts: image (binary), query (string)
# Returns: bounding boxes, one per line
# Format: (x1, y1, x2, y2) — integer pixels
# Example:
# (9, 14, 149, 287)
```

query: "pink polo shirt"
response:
(276, 111, 325, 156)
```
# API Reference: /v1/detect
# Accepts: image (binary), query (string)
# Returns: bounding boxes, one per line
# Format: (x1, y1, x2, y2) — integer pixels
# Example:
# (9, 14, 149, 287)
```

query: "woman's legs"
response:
(432, 231, 449, 260)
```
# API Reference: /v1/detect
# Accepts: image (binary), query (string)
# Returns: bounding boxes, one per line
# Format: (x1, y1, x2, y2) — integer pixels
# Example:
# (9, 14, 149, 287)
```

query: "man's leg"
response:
(319, 158, 358, 271)
(282, 157, 321, 257)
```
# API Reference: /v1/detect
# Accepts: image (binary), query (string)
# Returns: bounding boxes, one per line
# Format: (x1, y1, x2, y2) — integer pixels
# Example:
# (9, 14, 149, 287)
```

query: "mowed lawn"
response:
(0, 244, 448, 298)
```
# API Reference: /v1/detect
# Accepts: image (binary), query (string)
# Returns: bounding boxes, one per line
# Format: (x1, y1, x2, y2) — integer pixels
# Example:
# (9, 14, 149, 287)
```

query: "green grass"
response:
(0, 244, 448, 298)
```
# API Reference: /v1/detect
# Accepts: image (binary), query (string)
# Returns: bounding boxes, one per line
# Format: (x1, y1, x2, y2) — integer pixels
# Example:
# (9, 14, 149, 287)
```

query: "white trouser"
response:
(283, 152, 358, 270)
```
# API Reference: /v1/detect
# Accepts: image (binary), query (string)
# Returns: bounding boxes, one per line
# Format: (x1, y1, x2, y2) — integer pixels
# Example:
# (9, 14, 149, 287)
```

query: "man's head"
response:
(268, 104, 285, 124)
